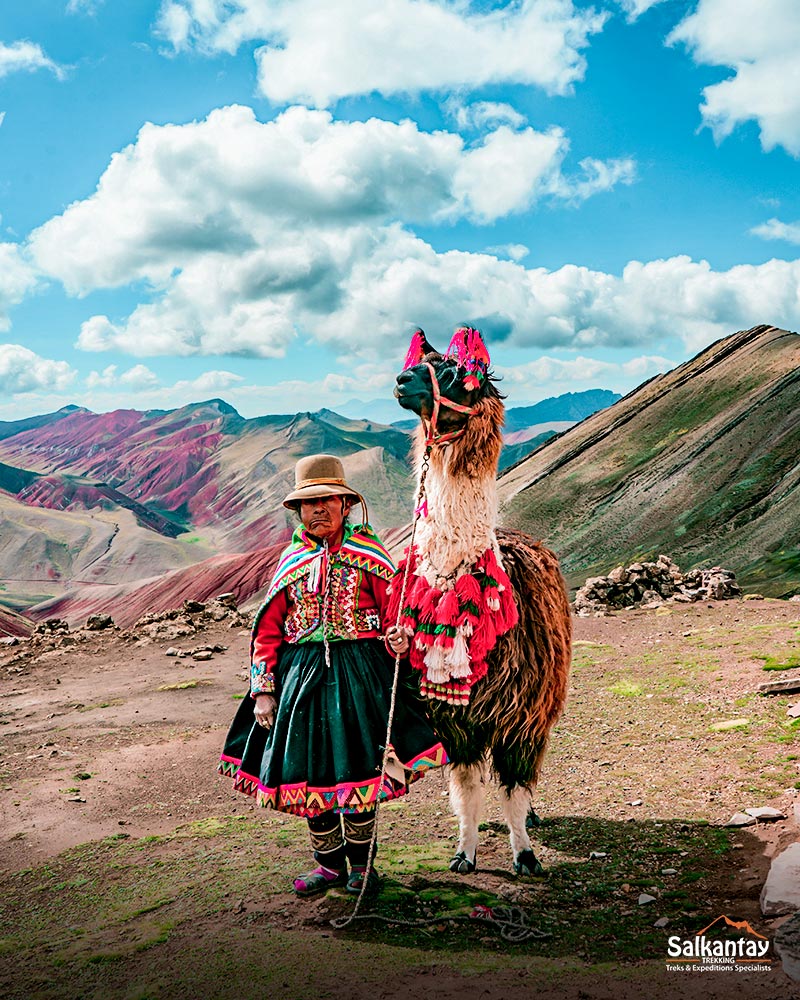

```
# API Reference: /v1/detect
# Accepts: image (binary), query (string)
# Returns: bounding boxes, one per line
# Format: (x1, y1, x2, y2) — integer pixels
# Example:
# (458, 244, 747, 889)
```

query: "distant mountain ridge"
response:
(503, 389, 621, 432)
(498, 325, 800, 597)
(340, 388, 621, 430)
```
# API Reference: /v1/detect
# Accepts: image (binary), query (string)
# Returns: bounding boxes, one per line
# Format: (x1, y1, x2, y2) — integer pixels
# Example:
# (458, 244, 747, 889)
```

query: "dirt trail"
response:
(1, 600, 799, 998)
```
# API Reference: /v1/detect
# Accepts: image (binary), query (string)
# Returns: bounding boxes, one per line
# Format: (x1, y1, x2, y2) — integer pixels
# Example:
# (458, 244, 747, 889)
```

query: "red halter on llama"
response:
(391, 325, 572, 876)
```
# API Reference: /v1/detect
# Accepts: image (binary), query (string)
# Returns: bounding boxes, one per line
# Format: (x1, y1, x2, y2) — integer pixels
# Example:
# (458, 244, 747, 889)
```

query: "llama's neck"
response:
(412, 397, 504, 587)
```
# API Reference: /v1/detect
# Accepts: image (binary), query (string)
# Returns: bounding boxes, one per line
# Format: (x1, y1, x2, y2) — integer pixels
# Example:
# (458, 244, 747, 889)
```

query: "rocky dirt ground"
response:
(1, 597, 799, 999)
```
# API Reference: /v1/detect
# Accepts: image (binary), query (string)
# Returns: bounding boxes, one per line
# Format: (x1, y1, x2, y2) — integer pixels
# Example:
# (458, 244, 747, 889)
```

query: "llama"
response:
(388, 327, 572, 875)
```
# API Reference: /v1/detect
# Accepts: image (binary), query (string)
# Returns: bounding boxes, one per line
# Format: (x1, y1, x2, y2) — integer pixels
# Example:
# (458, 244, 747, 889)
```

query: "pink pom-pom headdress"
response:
(403, 329, 429, 371)
(445, 326, 490, 391)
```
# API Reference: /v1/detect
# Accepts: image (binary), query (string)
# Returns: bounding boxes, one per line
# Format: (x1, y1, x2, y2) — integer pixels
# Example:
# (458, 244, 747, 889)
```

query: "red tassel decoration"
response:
(418, 585, 442, 621)
(484, 585, 501, 612)
(469, 611, 496, 665)
(455, 572, 482, 606)
(494, 586, 519, 634)
(436, 588, 461, 626)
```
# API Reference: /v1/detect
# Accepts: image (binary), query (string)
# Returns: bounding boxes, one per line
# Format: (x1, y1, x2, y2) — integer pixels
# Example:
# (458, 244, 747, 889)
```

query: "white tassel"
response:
(424, 645, 451, 684)
(448, 628, 472, 678)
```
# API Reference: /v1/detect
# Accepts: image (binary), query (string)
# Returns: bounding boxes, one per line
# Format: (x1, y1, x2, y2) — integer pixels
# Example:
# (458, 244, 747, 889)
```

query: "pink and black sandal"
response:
(293, 865, 347, 897)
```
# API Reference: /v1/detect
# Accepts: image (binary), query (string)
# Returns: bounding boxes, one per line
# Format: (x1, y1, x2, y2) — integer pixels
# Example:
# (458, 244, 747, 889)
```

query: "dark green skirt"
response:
(219, 639, 448, 816)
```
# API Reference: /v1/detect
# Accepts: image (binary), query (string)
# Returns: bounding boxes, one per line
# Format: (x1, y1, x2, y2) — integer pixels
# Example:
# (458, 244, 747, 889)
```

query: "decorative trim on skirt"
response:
(218, 638, 448, 816)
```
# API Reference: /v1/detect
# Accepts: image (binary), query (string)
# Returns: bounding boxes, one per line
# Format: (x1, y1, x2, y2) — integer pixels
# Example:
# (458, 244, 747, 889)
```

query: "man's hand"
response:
(254, 693, 277, 729)
(386, 625, 411, 656)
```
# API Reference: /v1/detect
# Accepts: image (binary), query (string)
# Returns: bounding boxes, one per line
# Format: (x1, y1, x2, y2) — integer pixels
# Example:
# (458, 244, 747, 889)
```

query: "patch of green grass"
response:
(608, 679, 644, 697)
(757, 653, 800, 671)
(158, 680, 200, 691)
(709, 718, 750, 732)
(77, 699, 124, 712)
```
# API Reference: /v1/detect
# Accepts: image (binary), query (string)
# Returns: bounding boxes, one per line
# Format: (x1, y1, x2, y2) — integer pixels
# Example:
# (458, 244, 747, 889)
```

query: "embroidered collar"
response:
(264, 523, 395, 604)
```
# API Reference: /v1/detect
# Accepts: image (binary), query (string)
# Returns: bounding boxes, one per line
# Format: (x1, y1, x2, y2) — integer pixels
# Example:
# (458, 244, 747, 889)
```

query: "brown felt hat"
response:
(283, 454, 367, 520)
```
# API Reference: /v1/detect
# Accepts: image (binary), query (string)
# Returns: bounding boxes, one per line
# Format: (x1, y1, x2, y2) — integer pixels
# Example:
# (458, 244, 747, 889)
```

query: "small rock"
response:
(761, 843, 800, 916)
(216, 592, 238, 609)
(789, 595, 800, 603)
(0, 637, 19, 647)
(758, 677, 800, 695)
(661, 868, 677, 875)
(165, 647, 181, 657)
(212, 644, 227, 653)
(638, 894, 656, 905)
(745, 806, 786, 821)
(787, 704, 800, 719)
(653, 917, 670, 928)
(85, 614, 114, 631)
(192, 650, 214, 661)
(183, 600, 206, 614)
(589, 851, 607, 860)
(724, 812, 756, 827)
(743, 593, 764, 600)
(775, 909, 800, 982)
(234, 899, 246, 914)
(67, 796, 86, 803)
(626, 799, 643, 807)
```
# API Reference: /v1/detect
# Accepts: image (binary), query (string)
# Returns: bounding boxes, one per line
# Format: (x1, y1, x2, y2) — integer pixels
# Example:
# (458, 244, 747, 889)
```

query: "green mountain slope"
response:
(498, 325, 800, 597)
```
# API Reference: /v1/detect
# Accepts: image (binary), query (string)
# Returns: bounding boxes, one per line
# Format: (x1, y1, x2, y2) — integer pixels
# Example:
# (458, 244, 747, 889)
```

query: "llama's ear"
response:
(403, 328, 437, 370)
(446, 326, 490, 390)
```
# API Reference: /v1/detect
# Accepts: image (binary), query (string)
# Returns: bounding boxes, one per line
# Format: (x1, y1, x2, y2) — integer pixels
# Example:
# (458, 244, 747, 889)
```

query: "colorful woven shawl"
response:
(386, 545, 518, 705)
(262, 523, 395, 606)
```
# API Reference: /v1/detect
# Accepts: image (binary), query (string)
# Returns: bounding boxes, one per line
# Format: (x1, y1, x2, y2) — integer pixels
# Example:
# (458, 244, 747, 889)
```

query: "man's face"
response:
(299, 494, 351, 541)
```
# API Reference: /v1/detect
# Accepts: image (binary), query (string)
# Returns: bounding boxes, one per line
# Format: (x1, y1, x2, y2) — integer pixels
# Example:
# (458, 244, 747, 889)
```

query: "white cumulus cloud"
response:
(751, 218, 800, 245)
(0, 345, 77, 394)
(485, 244, 530, 262)
(67, 0, 105, 13)
(0, 243, 40, 331)
(155, 0, 606, 107)
(0, 40, 65, 80)
(25, 105, 634, 358)
(617, 0, 668, 21)
(119, 364, 161, 390)
(669, 0, 800, 156)
(443, 99, 529, 132)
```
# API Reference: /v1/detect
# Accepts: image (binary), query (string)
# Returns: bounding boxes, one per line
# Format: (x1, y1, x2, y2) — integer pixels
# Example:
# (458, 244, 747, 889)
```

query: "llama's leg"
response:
(448, 763, 484, 873)
(500, 784, 544, 876)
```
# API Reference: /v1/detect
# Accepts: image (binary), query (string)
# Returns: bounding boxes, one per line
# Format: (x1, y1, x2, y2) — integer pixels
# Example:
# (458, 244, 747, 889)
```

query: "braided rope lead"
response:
(331, 450, 431, 930)
(332, 908, 551, 942)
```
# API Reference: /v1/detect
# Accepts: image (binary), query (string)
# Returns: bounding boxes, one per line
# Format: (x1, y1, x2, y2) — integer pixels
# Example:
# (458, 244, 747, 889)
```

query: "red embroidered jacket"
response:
(250, 528, 395, 698)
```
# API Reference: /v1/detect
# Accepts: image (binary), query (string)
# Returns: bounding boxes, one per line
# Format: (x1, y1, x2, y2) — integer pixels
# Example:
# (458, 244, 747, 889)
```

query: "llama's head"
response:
(394, 326, 502, 439)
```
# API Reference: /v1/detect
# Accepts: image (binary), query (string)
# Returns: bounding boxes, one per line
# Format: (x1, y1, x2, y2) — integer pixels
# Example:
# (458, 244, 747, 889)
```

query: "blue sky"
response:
(1, 0, 799, 420)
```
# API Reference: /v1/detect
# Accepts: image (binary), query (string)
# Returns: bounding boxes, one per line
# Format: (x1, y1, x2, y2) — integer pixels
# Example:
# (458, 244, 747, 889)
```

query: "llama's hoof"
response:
(526, 809, 542, 828)
(513, 850, 544, 876)
(449, 850, 477, 874)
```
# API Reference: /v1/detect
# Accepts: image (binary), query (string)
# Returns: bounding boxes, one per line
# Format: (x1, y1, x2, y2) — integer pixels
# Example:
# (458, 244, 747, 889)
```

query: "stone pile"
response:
(574, 556, 743, 616)
(2, 593, 251, 676)
(133, 594, 250, 640)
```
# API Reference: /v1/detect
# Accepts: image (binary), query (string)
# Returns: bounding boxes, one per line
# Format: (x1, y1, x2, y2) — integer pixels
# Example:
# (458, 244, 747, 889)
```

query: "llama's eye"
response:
(439, 364, 461, 394)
